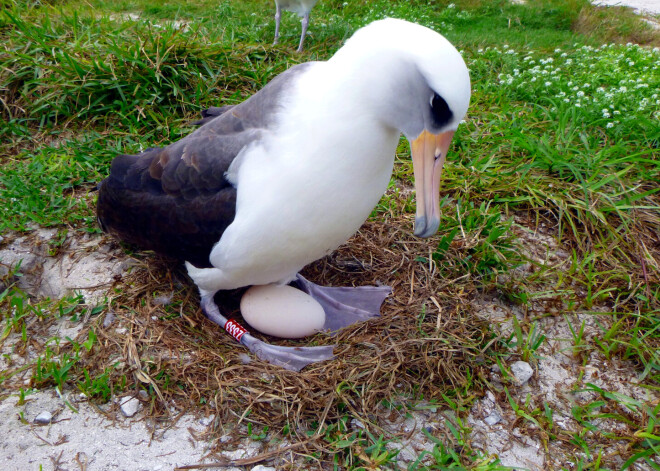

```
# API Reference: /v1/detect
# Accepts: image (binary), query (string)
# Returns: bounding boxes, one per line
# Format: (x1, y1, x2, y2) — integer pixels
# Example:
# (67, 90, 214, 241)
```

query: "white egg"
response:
(240, 284, 326, 339)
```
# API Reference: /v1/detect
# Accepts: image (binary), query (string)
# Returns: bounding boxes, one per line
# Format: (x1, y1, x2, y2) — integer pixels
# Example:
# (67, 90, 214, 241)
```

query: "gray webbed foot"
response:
(294, 274, 391, 332)
(200, 294, 334, 372)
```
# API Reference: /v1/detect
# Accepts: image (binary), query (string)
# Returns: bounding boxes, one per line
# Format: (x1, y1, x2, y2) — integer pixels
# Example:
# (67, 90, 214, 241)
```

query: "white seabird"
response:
(97, 18, 471, 371)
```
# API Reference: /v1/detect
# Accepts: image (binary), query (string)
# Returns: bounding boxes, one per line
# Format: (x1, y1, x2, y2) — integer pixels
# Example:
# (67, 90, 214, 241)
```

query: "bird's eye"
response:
(430, 92, 453, 128)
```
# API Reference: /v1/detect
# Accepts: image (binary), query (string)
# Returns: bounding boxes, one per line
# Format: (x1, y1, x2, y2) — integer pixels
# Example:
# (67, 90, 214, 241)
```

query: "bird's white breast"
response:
(209, 64, 399, 287)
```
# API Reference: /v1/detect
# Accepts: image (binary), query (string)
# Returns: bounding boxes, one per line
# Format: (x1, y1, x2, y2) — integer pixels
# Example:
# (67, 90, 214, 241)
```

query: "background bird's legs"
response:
(273, 3, 282, 45)
(297, 13, 309, 52)
(200, 294, 335, 372)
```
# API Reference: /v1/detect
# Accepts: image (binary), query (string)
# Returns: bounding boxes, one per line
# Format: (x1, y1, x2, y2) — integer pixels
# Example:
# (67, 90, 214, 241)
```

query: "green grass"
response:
(1, 0, 659, 468)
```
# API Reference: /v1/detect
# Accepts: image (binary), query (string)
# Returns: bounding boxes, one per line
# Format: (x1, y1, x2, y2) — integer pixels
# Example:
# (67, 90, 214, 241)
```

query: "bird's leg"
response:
(200, 294, 335, 372)
(293, 275, 391, 332)
(273, 3, 282, 45)
(296, 12, 310, 52)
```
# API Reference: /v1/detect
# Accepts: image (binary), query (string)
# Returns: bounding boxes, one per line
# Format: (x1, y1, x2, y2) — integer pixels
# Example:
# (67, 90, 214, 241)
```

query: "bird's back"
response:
(97, 63, 313, 267)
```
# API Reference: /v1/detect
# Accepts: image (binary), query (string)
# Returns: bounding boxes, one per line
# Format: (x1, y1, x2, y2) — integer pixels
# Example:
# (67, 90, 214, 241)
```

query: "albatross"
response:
(273, 0, 318, 52)
(97, 18, 471, 371)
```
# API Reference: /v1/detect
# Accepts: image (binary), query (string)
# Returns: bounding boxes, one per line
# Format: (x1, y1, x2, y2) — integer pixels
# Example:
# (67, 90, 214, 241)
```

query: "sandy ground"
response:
(592, 0, 660, 15)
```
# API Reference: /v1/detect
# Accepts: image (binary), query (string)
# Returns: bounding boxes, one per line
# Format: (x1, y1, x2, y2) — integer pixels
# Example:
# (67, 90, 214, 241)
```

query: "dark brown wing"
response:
(97, 63, 314, 268)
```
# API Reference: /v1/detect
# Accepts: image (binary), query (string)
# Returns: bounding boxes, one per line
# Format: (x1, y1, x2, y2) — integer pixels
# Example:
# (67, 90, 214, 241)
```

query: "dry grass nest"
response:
(83, 214, 495, 438)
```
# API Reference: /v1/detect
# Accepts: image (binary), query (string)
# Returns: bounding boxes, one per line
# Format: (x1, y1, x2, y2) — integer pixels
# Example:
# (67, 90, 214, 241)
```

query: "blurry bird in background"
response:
(273, 0, 318, 52)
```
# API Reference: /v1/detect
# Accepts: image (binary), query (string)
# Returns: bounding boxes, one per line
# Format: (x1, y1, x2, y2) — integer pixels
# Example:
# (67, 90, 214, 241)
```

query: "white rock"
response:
(510, 361, 534, 385)
(119, 397, 141, 417)
(252, 466, 277, 471)
(351, 418, 365, 429)
(34, 411, 52, 425)
(484, 411, 502, 426)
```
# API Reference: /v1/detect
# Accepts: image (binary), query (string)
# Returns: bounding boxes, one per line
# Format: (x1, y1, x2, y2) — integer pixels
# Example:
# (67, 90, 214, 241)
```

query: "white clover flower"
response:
(545, 81, 551, 86)
(478, 48, 483, 53)
(567, 81, 573, 86)
(531, 77, 537, 82)
(564, 98, 570, 103)
(566, 59, 573, 65)
(607, 122, 614, 128)
(561, 52, 567, 57)
(602, 109, 611, 118)
(575, 103, 581, 107)
(555, 48, 561, 53)
(577, 91, 585, 97)
(613, 110, 621, 115)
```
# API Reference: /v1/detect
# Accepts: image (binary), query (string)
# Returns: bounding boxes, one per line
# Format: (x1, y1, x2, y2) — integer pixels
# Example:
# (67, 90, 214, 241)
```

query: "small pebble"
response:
(484, 411, 502, 426)
(119, 397, 141, 417)
(34, 411, 52, 425)
(351, 418, 365, 429)
(510, 361, 534, 385)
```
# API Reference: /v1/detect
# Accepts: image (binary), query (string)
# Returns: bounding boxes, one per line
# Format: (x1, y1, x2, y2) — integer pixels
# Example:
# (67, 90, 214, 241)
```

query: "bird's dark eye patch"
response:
(430, 93, 452, 128)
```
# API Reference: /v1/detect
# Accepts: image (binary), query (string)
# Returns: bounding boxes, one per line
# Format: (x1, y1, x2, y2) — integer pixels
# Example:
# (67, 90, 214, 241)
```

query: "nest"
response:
(84, 214, 492, 446)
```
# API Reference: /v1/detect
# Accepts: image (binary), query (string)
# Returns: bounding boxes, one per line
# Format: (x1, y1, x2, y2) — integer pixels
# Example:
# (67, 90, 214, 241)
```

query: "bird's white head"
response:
(333, 18, 471, 238)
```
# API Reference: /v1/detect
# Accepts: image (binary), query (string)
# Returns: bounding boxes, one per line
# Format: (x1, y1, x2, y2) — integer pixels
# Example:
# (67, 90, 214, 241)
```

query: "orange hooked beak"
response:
(410, 129, 455, 238)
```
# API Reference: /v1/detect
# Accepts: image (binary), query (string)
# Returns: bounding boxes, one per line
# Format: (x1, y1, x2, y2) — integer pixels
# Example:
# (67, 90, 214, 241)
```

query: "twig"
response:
(174, 439, 313, 470)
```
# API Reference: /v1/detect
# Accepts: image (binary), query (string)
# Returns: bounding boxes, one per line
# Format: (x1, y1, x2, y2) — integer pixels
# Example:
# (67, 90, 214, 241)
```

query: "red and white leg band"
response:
(225, 319, 248, 342)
